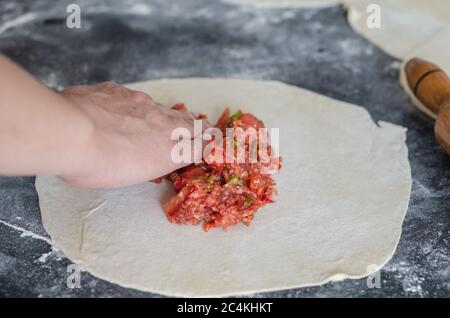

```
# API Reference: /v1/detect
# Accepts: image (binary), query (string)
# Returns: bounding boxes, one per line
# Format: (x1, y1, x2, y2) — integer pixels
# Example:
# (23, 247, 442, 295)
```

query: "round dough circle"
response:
(344, 0, 450, 118)
(344, 0, 450, 74)
(37, 79, 411, 297)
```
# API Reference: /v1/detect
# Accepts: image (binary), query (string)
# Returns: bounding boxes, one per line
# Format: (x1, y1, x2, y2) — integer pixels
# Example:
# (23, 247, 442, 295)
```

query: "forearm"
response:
(0, 55, 92, 176)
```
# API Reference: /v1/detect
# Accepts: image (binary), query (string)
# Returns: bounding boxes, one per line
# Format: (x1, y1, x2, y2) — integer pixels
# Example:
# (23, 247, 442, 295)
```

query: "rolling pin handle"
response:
(405, 58, 450, 117)
(405, 58, 450, 155)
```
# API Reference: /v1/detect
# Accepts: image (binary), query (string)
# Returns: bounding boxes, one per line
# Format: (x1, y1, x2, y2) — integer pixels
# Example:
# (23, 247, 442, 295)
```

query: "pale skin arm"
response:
(0, 55, 207, 188)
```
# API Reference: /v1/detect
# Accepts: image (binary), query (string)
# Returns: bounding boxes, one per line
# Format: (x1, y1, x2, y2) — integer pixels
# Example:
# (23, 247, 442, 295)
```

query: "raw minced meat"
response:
(160, 105, 282, 231)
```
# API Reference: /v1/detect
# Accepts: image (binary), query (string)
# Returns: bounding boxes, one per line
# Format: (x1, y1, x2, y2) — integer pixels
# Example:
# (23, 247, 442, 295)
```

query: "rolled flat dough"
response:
(345, 0, 450, 72)
(344, 0, 450, 116)
(36, 79, 411, 297)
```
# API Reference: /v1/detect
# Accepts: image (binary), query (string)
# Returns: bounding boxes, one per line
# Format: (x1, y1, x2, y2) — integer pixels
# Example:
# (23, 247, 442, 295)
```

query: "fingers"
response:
(62, 81, 123, 95)
(170, 115, 211, 140)
(96, 82, 155, 107)
(64, 80, 211, 141)
(63, 82, 154, 104)
(166, 105, 212, 132)
(128, 89, 153, 104)
(97, 82, 151, 102)
(95, 81, 126, 95)
(61, 84, 96, 95)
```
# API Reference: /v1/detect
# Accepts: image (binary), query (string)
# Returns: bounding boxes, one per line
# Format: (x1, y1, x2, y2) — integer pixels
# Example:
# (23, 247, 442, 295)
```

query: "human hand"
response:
(59, 81, 208, 188)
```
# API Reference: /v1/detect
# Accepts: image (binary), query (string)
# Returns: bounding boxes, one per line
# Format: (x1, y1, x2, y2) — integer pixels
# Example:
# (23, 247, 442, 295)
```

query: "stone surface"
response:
(0, 0, 449, 297)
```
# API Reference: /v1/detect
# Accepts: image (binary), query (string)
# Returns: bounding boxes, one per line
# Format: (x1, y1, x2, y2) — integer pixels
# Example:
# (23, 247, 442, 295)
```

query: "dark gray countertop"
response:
(0, 0, 449, 298)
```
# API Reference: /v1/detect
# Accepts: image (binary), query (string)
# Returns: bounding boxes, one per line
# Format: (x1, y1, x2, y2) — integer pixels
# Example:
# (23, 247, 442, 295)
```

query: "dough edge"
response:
(36, 78, 412, 297)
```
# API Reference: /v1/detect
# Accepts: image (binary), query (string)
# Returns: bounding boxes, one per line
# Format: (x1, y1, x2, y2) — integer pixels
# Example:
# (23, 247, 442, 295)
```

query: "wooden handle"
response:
(405, 58, 450, 116)
(405, 58, 450, 155)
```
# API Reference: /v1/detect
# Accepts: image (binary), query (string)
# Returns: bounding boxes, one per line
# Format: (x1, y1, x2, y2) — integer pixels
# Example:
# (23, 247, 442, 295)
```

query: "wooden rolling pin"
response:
(404, 58, 450, 155)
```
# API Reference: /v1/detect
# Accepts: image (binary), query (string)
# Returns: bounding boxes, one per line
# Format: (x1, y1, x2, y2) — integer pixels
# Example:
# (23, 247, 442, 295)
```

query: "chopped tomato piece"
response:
(239, 113, 264, 130)
(158, 105, 281, 231)
(215, 108, 230, 132)
(171, 103, 188, 111)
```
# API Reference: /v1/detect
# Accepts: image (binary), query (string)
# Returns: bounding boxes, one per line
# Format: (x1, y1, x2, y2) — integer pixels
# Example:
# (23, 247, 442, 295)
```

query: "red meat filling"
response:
(161, 104, 282, 231)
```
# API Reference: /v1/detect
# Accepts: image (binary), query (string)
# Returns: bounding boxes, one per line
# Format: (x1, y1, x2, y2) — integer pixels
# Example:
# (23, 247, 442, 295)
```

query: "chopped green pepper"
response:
(227, 111, 242, 127)
(227, 175, 242, 185)
(229, 111, 242, 121)
(207, 175, 215, 184)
